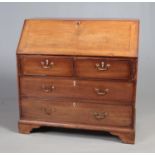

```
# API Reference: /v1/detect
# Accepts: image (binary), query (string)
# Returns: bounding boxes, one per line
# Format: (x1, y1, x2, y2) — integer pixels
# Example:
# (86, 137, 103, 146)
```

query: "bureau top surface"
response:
(17, 19, 139, 57)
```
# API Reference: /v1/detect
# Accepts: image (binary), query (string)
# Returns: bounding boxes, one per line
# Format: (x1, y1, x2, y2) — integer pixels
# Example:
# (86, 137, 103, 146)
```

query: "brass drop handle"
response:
(42, 84, 55, 93)
(96, 61, 110, 71)
(93, 112, 108, 120)
(41, 59, 54, 69)
(94, 88, 109, 96)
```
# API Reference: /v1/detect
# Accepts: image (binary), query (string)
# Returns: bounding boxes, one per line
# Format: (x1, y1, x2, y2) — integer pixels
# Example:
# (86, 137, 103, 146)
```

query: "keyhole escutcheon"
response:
(75, 20, 81, 28)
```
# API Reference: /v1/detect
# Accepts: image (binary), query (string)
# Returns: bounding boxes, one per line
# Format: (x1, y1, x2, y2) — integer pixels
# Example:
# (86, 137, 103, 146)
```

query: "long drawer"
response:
(20, 77, 134, 103)
(21, 98, 133, 127)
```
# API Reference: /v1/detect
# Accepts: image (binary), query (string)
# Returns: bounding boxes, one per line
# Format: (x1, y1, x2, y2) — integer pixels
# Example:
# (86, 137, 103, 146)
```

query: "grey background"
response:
(0, 2, 155, 152)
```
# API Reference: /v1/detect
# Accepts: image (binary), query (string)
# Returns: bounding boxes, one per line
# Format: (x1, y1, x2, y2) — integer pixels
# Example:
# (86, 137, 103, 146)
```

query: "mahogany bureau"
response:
(17, 19, 139, 144)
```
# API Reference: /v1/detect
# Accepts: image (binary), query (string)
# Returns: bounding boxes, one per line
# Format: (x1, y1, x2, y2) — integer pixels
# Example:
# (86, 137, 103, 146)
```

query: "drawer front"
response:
(75, 57, 132, 79)
(20, 55, 73, 76)
(20, 77, 134, 103)
(21, 98, 133, 127)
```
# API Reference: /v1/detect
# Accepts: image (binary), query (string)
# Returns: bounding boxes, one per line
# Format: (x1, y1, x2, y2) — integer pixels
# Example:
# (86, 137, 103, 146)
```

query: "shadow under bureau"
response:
(16, 19, 139, 144)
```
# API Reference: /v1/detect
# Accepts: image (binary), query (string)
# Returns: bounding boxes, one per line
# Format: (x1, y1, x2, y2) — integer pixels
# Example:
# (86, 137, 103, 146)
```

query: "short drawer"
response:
(19, 55, 74, 76)
(21, 98, 133, 127)
(75, 57, 132, 80)
(20, 77, 134, 103)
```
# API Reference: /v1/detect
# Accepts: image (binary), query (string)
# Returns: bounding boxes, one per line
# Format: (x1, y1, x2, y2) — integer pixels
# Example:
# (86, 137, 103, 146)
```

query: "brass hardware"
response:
(41, 59, 54, 69)
(76, 21, 80, 25)
(93, 112, 108, 120)
(75, 21, 81, 29)
(42, 84, 55, 93)
(95, 61, 110, 71)
(94, 88, 109, 95)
